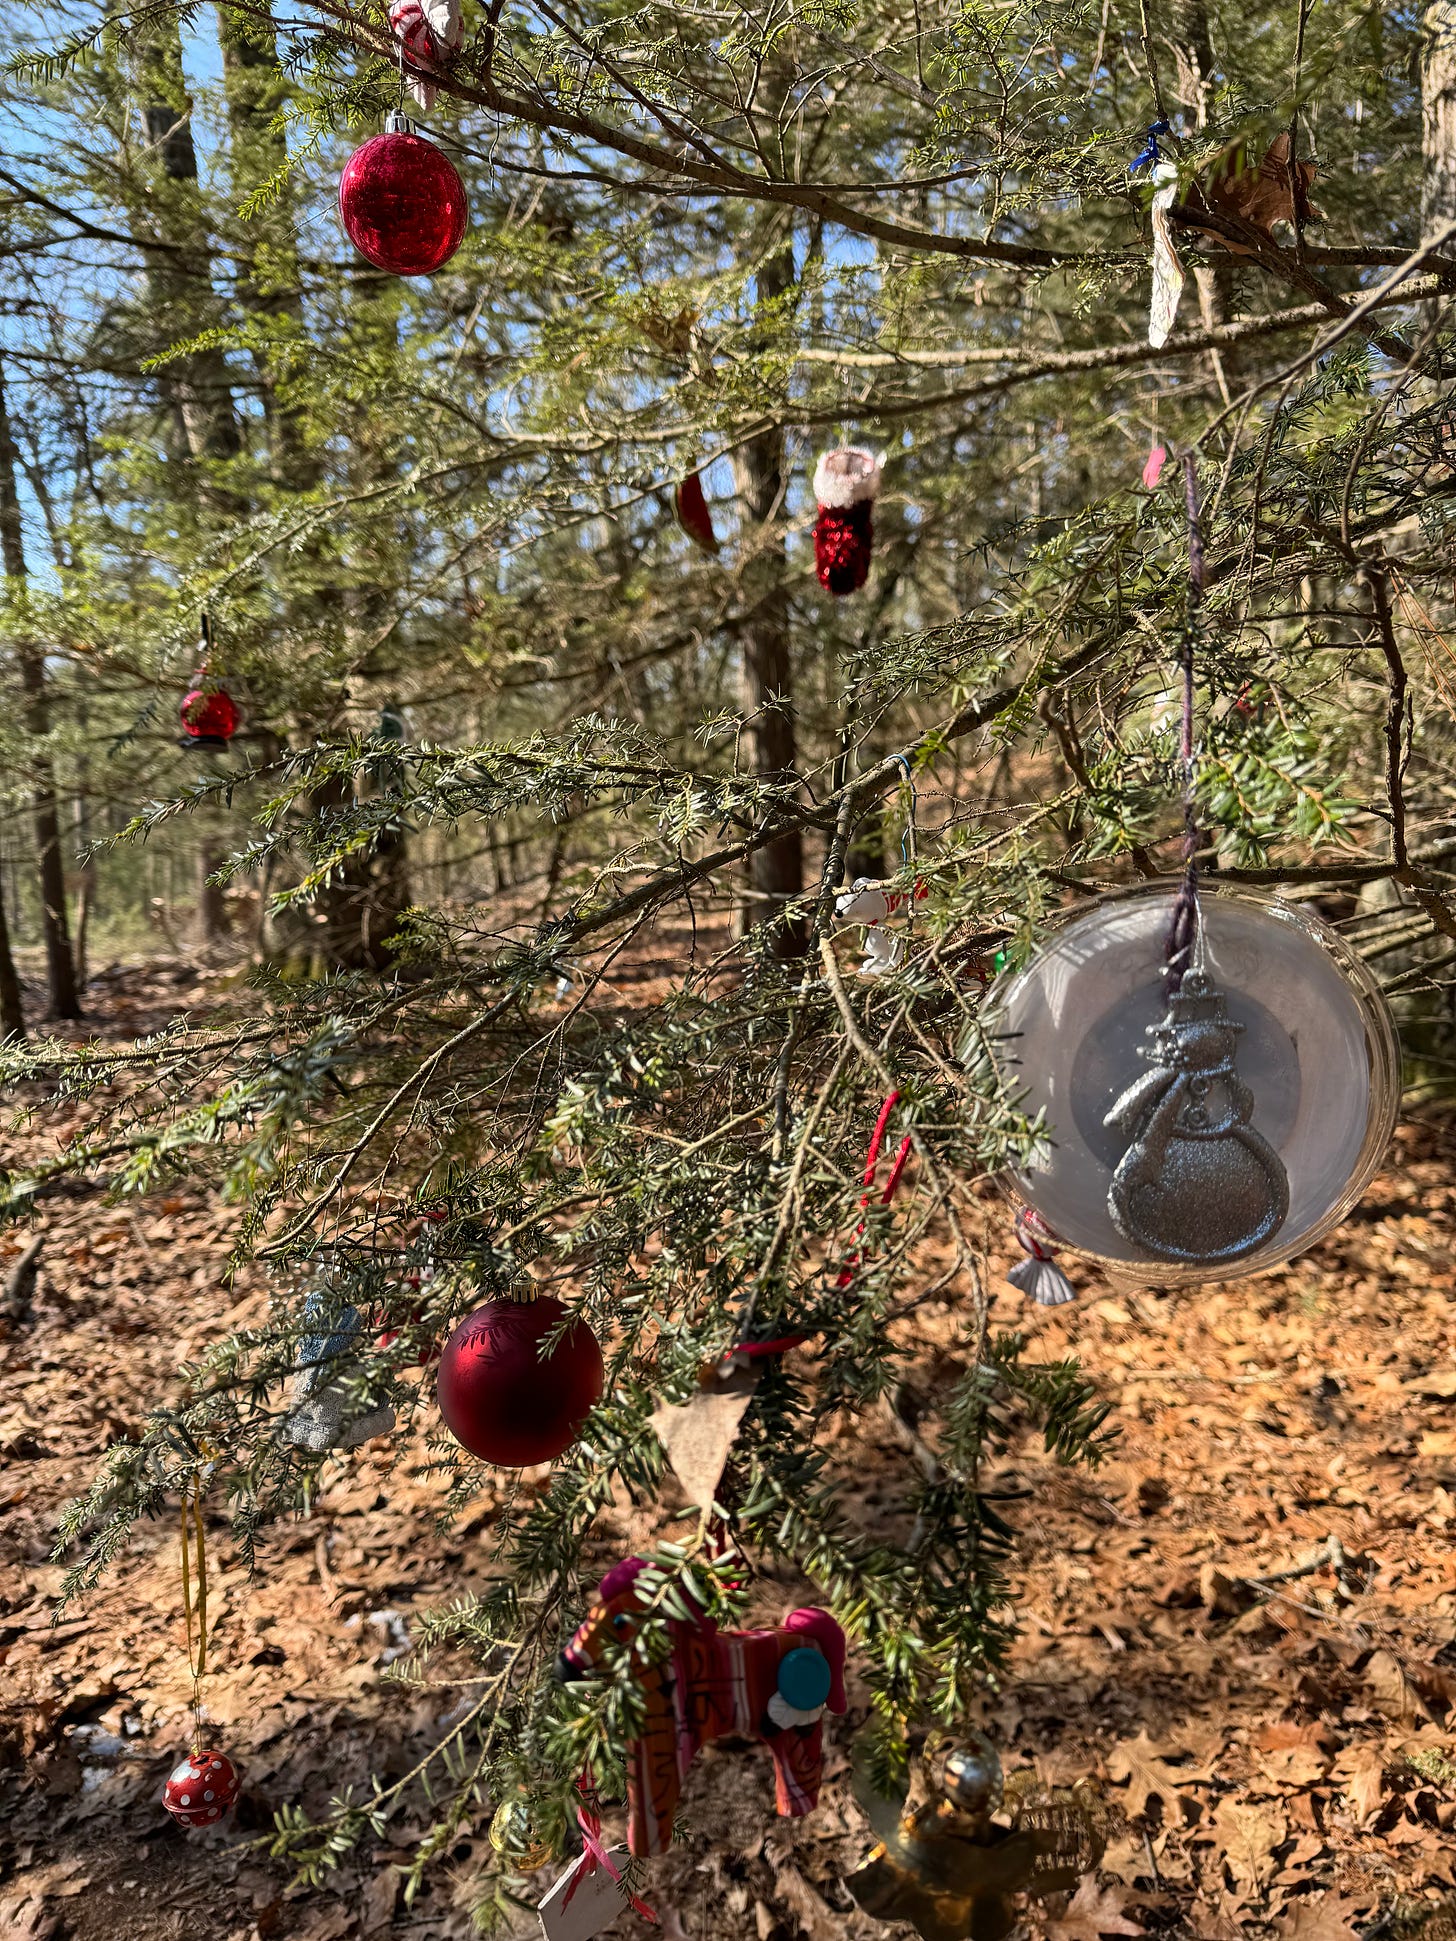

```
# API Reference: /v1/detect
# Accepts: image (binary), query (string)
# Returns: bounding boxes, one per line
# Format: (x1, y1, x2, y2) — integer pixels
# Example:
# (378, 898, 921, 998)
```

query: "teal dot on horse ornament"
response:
(776, 1646, 832, 1711)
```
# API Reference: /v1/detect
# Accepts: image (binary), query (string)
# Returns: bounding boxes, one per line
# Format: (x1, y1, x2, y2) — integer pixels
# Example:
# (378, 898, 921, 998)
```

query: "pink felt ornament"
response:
(813, 447, 883, 596)
(1142, 443, 1169, 490)
(560, 1558, 847, 1856)
(339, 115, 468, 277)
(163, 1748, 241, 1828)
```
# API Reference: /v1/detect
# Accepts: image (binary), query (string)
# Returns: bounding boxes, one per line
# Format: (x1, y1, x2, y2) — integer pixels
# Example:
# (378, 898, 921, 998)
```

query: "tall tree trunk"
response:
(730, 233, 804, 958)
(0, 869, 25, 1042)
(1424, 2, 1456, 236)
(138, 18, 243, 476)
(217, 9, 314, 474)
(308, 772, 411, 973)
(0, 363, 80, 1021)
(197, 841, 229, 949)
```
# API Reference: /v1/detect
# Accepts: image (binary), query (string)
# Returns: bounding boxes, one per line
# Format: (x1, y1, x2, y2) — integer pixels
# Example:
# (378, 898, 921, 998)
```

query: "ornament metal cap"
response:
(384, 109, 416, 135)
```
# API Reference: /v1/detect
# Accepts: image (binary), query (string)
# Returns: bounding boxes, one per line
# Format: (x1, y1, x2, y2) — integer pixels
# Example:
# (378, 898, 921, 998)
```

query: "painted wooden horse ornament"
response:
(560, 1557, 848, 1856)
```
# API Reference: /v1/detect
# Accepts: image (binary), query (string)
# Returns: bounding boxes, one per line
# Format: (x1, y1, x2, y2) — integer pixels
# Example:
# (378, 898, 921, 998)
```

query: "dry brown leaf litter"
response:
(3, 962, 1456, 1940)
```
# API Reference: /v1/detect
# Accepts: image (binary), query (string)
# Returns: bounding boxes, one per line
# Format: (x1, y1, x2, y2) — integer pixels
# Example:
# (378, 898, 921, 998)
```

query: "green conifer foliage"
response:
(3, 0, 1455, 1911)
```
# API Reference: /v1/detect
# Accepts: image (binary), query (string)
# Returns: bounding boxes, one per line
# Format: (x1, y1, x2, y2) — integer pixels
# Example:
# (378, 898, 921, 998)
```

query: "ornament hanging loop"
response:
(894, 752, 918, 882)
(179, 1473, 209, 1753)
(1165, 454, 1205, 994)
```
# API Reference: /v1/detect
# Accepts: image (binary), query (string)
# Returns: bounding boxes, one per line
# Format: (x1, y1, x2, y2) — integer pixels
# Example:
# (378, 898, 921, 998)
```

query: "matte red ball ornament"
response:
(437, 1297, 603, 1466)
(180, 682, 240, 745)
(338, 113, 468, 277)
(812, 447, 883, 597)
(163, 1748, 241, 1828)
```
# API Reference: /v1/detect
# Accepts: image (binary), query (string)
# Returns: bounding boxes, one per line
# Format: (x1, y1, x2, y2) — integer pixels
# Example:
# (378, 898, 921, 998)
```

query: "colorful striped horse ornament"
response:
(559, 1557, 848, 1858)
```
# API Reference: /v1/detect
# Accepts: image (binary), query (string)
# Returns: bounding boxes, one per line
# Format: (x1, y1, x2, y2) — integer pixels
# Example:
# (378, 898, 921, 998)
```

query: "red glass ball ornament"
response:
(437, 1297, 603, 1466)
(338, 120, 468, 277)
(162, 1749, 241, 1828)
(180, 684, 240, 743)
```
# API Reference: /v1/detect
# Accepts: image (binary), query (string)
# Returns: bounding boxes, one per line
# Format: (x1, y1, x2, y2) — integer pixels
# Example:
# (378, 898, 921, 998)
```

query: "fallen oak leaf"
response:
(1333, 1745, 1387, 1826)
(1044, 1878, 1145, 1940)
(1273, 1892, 1372, 1941)
(1211, 1798, 1284, 1895)
(1106, 1731, 1210, 1819)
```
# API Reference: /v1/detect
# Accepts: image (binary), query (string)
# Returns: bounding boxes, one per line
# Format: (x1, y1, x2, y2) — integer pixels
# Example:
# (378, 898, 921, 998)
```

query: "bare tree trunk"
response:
(137, 18, 243, 475)
(0, 870, 25, 1041)
(1424, 2, 1456, 235)
(217, 9, 315, 474)
(197, 842, 228, 950)
(730, 233, 804, 958)
(308, 773, 411, 972)
(0, 362, 80, 1021)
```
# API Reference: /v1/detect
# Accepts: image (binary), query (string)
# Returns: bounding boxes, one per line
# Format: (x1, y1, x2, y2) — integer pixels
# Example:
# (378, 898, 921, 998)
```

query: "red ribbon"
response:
(565, 1783, 658, 1924)
(835, 1089, 913, 1288)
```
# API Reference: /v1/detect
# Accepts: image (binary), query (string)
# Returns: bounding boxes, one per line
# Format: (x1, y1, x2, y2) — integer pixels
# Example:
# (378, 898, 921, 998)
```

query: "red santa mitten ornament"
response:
(163, 1749, 241, 1828)
(674, 471, 720, 556)
(813, 447, 883, 596)
(387, 0, 462, 109)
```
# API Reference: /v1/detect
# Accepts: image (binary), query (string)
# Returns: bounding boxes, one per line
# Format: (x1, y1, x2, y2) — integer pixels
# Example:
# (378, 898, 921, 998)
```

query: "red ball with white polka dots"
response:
(162, 1749, 240, 1827)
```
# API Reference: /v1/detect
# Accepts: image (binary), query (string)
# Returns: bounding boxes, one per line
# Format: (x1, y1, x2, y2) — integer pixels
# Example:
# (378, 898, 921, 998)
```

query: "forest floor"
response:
(4, 956, 1456, 1941)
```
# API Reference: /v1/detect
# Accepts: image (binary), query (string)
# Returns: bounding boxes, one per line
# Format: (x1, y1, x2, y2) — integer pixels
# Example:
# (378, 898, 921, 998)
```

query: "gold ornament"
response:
(846, 1734, 1104, 1941)
(489, 1795, 555, 1874)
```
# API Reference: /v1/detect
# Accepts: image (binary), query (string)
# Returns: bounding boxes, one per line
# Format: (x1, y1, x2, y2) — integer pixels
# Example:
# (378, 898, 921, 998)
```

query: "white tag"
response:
(538, 1848, 632, 1941)
(651, 1362, 759, 1511)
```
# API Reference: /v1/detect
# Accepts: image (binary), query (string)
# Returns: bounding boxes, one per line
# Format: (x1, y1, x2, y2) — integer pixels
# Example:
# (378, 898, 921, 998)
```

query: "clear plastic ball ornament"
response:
(987, 885, 1399, 1284)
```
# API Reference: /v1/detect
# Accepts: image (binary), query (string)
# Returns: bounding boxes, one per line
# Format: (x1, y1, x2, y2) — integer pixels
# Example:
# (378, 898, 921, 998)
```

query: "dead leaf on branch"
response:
(1182, 134, 1321, 255)
(635, 304, 699, 355)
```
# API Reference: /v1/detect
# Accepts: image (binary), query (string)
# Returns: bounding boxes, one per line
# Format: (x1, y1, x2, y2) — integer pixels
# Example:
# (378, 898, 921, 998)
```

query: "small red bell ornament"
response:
(338, 113, 468, 277)
(437, 1295, 603, 1466)
(813, 447, 884, 596)
(180, 680, 240, 747)
(162, 1748, 241, 1828)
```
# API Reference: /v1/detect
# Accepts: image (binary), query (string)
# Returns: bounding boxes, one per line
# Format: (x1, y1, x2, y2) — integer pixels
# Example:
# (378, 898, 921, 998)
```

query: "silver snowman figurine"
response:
(1104, 969, 1288, 1264)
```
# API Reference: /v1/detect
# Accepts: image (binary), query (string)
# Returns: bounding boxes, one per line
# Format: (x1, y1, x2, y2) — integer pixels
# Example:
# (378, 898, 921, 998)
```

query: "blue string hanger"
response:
(1130, 119, 1172, 175)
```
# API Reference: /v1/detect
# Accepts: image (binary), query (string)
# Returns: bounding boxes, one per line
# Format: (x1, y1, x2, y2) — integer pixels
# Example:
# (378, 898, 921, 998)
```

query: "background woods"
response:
(6, 1, 1456, 1938)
